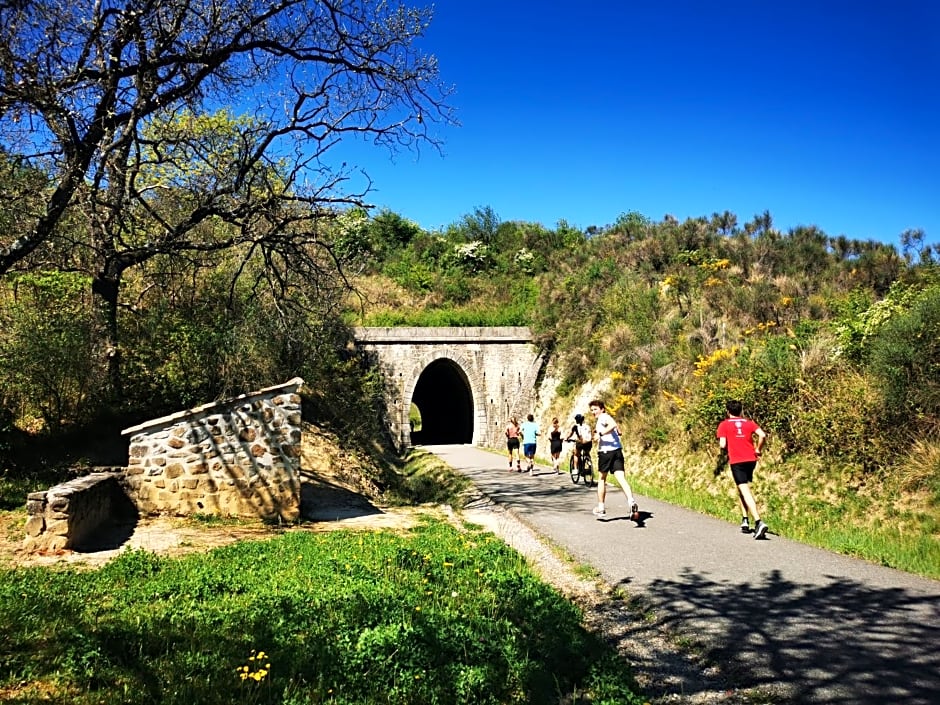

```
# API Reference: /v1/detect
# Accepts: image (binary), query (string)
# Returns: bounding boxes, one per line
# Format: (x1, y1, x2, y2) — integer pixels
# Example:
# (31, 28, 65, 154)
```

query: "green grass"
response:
(360, 305, 529, 327)
(383, 448, 474, 507)
(0, 518, 644, 705)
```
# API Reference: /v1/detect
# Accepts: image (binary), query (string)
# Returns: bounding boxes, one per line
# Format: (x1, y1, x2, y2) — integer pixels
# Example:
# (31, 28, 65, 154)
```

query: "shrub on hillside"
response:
(866, 285, 940, 429)
(682, 335, 802, 453)
(790, 367, 886, 471)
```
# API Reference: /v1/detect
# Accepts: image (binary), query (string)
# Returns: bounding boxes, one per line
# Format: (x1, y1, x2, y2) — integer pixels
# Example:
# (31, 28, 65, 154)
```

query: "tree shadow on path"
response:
(616, 568, 940, 704)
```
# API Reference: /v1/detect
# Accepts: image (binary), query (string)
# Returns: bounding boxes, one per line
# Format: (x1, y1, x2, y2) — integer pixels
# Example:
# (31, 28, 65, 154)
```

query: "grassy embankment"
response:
(0, 451, 645, 705)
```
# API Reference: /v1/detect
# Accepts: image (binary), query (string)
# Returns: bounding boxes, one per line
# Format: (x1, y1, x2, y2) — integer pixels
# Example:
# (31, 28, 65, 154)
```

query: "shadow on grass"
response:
(299, 476, 384, 521)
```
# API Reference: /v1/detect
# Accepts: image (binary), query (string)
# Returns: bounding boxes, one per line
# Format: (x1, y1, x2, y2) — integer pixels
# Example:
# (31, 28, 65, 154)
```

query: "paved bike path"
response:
(425, 444, 940, 705)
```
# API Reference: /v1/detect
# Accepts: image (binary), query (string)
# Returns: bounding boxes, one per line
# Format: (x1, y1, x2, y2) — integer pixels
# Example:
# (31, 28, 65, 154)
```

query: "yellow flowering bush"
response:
(693, 346, 738, 377)
(699, 257, 730, 271)
(661, 389, 686, 409)
(606, 393, 637, 415)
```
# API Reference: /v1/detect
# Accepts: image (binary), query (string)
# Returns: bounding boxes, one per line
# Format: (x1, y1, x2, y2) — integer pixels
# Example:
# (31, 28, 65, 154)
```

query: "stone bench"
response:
(23, 470, 136, 552)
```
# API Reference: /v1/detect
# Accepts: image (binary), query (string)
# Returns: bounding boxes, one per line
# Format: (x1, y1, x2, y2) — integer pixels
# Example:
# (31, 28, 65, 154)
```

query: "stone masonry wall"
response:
(353, 327, 541, 449)
(23, 470, 129, 552)
(121, 378, 305, 522)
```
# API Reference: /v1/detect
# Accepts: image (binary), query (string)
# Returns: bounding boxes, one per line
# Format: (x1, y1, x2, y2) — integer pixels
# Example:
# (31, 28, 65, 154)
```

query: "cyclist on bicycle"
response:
(565, 413, 592, 474)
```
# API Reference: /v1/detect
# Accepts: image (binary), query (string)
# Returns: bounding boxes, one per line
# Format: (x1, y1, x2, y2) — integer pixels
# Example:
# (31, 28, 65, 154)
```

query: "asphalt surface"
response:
(424, 444, 940, 705)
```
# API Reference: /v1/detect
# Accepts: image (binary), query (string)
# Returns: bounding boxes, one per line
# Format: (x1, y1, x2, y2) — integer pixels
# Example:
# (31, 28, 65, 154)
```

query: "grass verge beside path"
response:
(624, 446, 940, 581)
(524, 444, 938, 579)
(0, 518, 644, 705)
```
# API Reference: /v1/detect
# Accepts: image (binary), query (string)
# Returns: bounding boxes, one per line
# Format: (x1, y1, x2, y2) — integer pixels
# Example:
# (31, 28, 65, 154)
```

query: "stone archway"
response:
(352, 327, 543, 450)
(408, 358, 474, 445)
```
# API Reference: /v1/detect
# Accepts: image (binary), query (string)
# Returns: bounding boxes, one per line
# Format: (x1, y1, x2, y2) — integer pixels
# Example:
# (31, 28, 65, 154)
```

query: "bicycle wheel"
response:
(583, 455, 595, 487)
(569, 452, 580, 484)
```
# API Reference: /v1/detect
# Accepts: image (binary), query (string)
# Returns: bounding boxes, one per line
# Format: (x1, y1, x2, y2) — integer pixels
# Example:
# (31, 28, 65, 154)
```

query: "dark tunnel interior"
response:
(409, 358, 473, 444)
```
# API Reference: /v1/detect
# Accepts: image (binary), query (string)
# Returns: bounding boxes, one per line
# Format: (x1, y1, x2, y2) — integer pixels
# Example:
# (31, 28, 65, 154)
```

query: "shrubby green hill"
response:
(1, 201, 937, 575)
(349, 206, 940, 577)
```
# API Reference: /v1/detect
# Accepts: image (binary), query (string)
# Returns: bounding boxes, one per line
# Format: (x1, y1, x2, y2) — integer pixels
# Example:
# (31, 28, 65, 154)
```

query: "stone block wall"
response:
(23, 470, 129, 552)
(121, 377, 305, 522)
(353, 327, 542, 449)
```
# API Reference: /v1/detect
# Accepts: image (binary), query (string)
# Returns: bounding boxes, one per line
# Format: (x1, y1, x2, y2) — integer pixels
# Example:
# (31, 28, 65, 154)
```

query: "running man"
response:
(589, 399, 638, 519)
(716, 400, 769, 539)
(520, 413, 540, 474)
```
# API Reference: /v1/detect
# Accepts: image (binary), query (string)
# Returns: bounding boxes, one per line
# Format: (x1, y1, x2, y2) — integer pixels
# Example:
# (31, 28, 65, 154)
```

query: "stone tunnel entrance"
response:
(352, 326, 538, 450)
(409, 358, 474, 444)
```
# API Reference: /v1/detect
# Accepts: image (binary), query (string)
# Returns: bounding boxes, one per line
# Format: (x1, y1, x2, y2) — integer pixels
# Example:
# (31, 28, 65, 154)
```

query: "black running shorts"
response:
(730, 461, 757, 485)
(597, 447, 625, 475)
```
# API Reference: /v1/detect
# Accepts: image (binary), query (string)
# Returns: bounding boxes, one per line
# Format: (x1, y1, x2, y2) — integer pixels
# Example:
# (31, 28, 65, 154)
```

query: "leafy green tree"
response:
(710, 210, 738, 237)
(0, 272, 96, 428)
(367, 209, 423, 261)
(449, 206, 501, 245)
(851, 241, 904, 295)
(778, 225, 832, 277)
(554, 219, 589, 249)
(611, 211, 653, 242)
(0, 0, 456, 403)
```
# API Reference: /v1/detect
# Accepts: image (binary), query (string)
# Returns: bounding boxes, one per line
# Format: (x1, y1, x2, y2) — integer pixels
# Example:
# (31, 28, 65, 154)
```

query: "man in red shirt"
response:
(716, 400, 769, 539)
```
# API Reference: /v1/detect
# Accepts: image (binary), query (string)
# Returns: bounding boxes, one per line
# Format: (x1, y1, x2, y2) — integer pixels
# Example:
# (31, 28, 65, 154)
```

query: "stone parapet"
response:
(353, 326, 532, 344)
(120, 377, 304, 522)
(23, 470, 129, 552)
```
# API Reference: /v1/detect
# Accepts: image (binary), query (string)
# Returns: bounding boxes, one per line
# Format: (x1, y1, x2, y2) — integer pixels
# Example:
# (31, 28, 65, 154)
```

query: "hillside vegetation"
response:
(350, 207, 940, 576)
(1, 203, 938, 575)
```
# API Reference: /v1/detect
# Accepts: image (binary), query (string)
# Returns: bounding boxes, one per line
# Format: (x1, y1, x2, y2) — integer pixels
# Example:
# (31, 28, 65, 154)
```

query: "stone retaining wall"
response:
(353, 327, 541, 449)
(120, 378, 305, 523)
(23, 470, 131, 552)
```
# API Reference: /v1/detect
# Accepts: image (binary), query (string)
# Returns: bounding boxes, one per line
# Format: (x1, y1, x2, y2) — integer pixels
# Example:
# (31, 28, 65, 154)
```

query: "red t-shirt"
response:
(716, 417, 761, 464)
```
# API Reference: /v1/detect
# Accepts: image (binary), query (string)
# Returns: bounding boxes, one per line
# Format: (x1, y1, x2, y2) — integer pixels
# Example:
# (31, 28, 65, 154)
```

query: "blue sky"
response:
(348, 1, 939, 244)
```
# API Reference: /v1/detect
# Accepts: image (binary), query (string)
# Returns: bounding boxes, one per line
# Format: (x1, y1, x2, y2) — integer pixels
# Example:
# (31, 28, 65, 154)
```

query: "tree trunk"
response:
(91, 271, 123, 405)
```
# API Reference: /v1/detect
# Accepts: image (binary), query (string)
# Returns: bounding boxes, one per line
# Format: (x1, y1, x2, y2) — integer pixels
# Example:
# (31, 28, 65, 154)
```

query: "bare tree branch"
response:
(0, 0, 456, 273)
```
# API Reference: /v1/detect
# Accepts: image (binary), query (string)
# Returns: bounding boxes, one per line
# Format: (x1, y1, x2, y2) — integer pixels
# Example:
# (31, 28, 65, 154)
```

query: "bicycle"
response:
(567, 442, 595, 486)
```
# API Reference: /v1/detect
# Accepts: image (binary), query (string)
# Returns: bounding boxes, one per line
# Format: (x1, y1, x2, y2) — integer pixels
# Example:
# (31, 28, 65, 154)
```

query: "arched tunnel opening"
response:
(409, 358, 474, 445)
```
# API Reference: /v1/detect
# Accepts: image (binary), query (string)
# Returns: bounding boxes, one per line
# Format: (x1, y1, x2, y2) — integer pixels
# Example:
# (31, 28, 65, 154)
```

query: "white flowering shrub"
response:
(514, 248, 535, 274)
(452, 240, 491, 272)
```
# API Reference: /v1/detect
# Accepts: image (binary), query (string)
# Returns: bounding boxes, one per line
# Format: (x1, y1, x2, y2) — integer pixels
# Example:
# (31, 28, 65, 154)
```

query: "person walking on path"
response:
(716, 399, 769, 538)
(520, 413, 540, 474)
(564, 413, 592, 476)
(505, 417, 521, 472)
(548, 417, 563, 473)
(590, 399, 638, 519)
